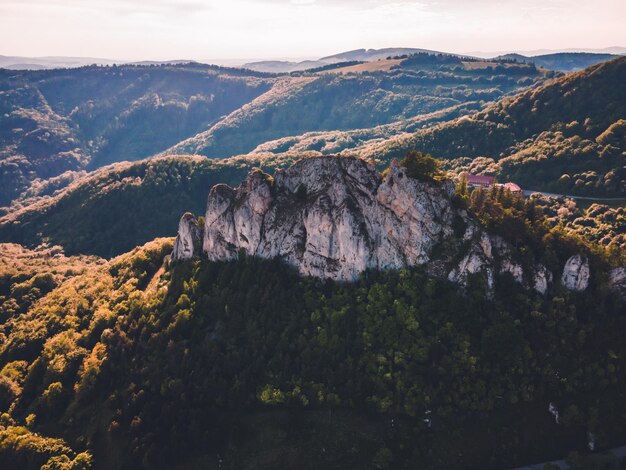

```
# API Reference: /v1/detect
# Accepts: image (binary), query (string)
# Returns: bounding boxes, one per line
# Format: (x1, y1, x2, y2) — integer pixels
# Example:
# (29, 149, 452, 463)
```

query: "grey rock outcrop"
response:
(172, 155, 611, 295)
(532, 265, 553, 295)
(448, 233, 495, 289)
(200, 157, 460, 281)
(609, 267, 626, 299)
(172, 212, 203, 260)
(561, 254, 590, 291)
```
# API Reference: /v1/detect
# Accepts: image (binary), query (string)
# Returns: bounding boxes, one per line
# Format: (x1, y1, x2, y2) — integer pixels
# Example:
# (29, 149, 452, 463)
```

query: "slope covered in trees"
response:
(217, 58, 624, 198)
(0, 57, 547, 209)
(0, 156, 262, 257)
(163, 55, 546, 159)
(0, 164, 624, 468)
(350, 57, 626, 196)
(0, 64, 273, 206)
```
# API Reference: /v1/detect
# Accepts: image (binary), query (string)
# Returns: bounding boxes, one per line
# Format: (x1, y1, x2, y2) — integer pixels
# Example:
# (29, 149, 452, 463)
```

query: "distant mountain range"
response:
(4, 46, 623, 73)
(0, 55, 121, 70)
(0, 54, 546, 206)
(242, 48, 445, 73)
(495, 52, 621, 72)
(468, 46, 626, 58)
(0, 55, 203, 70)
(319, 47, 442, 62)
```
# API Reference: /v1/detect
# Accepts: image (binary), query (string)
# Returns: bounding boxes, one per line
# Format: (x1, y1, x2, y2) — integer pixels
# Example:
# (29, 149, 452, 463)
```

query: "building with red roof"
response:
(459, 172, 495, 188)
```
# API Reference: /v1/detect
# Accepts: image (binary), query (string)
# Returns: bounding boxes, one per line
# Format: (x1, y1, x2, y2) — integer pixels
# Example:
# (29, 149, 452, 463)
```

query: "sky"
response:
(1, 0, 625, 62)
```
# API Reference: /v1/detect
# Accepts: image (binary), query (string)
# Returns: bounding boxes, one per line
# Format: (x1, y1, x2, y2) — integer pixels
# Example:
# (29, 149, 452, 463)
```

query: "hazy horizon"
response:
(1, 0, 625, 62)
(1, 46, 626, 67)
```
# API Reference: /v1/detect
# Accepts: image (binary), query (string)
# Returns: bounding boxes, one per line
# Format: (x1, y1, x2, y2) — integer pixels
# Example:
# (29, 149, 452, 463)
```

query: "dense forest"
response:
(0, 64, 273, 206)
(0, 158, 624, 469)
(368, 57, 626, 197)
(0, 58, 547, 208)
(0, 156, 259, 257)
(241, 57, 625, 198)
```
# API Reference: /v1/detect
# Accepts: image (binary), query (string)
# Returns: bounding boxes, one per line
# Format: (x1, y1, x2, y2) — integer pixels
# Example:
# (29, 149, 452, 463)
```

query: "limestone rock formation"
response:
(171, 155, 615, 296)
(561, 254, 590, 291)
(199, 156, 462, 281)
(609, 267, 626, 299)
(532, 265, 553, 295)
(447, 233, 495, 289)
(171, 212, 203, 260)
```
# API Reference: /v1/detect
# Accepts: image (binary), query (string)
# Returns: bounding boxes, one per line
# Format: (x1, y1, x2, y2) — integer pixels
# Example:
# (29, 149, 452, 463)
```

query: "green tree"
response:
(399, 151, 445, 182)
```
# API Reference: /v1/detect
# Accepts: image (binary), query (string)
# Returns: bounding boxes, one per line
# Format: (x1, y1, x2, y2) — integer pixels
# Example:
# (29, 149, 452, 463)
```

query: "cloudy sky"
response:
(1, 0, 625, 61)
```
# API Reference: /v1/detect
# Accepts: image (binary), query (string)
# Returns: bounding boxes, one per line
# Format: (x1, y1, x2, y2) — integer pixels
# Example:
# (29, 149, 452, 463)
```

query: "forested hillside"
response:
(0, 156, 270, 257)
(0, 159, 624, 468)
(0, 64, 273, 206)
(355, 57, 626, 196)
(222, 58, 625, 197)
(163, 54, 547, 159)
(0, 56, 547, 209)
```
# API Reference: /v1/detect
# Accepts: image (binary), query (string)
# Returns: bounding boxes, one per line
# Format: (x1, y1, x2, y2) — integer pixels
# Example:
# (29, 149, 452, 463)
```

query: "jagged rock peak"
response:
(171, 212, 203, 260)
(193, 155, 461, 281)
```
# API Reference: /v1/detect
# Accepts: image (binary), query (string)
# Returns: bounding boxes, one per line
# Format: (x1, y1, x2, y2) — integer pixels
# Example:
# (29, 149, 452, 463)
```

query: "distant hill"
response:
(126, 60, 200, 66)
(1, 63, 50, 71)
(494, 52, 621, 72)
(320, 47, 444, 62)
(494, 53, 528, 62)
(243, 47, 450, 74)
(0, 55, 208, 70)
(0, 54, 120, 70)
(531, 52, 621, 72)
(242, 59, 327, 73)
(469, 46, 626, 58)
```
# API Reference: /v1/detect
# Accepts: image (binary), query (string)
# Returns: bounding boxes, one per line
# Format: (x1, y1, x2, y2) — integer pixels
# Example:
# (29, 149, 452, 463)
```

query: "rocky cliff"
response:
(171, 212, 203, 260)
(200, 157, 462, 281)
(172, 155, 608, 293)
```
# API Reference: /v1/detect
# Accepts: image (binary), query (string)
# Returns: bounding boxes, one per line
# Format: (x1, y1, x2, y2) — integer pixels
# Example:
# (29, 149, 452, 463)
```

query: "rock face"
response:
(200, 157, 458, 281)
(561, 254, 590, 292)
(609, 267, 626, 299)
(448, 233, 495, 289)
(171, 213, 202, 260)
(172, 155, 619, 295)
(532, 265, 553, 295)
